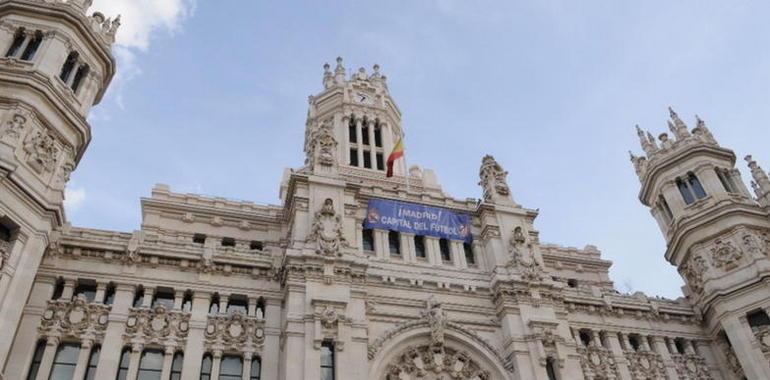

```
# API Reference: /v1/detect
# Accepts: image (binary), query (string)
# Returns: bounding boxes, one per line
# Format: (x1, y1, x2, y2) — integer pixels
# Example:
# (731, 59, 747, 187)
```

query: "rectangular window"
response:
(361, 125, 370, 145)
(349, 149, 358, 166)
(84, 345, 100, 380)
(73, 280, 97, 302)
(463, 243, 475, 265)
(677, 178, 695, 205)
(25, 340, 45, 380)
(439, 238, 451, 262)
(388, 231, 400, 255)
(117, 348, 131, 380)
(170, 352, 183, 380)
(227, 295, 248, 315)
(348, 123, 356, 143)
(20, 31, 42, 61)
(688, 173, 707, 199)
(250, 358, 262, 380)
(152, 287, 175, 309)
(138, 349, 164, 379)
(221, 237, 236, 247)
(362, 229, 374, 252)
(50, 343, 80, 380)
(363, 151, 372, 169)
(376, 153, 384, 171)
(200, 354, 213, 380)
(374, 127, 382, 147)
(414, 235, 426, 258)
(250, 241, 263, 251)
(219, 355, 243, 380)
(659, 195, 674, 224)
(716, 168, 739, 193)
(321, 341, 335, 380)
(6, 29, 25, 58)
(193, 233, 207, 244)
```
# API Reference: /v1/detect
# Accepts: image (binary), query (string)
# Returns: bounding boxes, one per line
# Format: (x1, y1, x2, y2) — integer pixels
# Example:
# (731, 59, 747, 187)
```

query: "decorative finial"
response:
(668, 106, 678, 119)
(323, 63, 330, 73)
(373, 64, 380, 73)
(635, 124, 644, 136)
(334, 57, 345, 74)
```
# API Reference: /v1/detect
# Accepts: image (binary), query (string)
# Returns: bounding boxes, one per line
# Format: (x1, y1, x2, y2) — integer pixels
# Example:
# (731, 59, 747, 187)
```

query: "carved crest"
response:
(24, 129, 59, 173)
(710, 239, 742, 270)
(309, 198, 346, 256)
(0, 112, 26, 142)
(307, 120, 338, 168)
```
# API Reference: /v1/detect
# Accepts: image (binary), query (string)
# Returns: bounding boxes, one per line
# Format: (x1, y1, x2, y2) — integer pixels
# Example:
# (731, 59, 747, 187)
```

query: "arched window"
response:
(20, 31, 42, 61)
(116, 347, 130, 380)
(170, 352, 183, 380)
(628, 335, 641, 351)
(414, 235, 426, 259)
(133, 286, 145, 308)
(250, 356, 262, 380)
(658, 195, 674, 224)
(83, 344, 100, 380)
(25, 340, 45, 380)
(209, 294, 220, 314)
(463, 243, 475, 266)
(688, 172, 707, 198)
(182, 291, 193, 312)
(321, 341, 335, 380)
(71, 64, 89, 93)
(103, 282, 116, 305)
(388, 231, 400, 255)
(228, 294, 248, 315)
(152, 287, 175, 309)
(50, 342, 80, 380)
(439, 238, 451, 262)
(716, 168, 739, 193)
(219, 355, 243, 380)
(362, 228, 374, 252)
(59, 52, 79, 82)
(545, 357, 558, 380)
(200, 353, 212, 380)
(73, 279, 97, 302)
(137, 349, 164, 379)
(677, 172, 707, 205)
(51, 277, 64, 300)
(6, 28, 25, 57)
(256, 297, 266, 319)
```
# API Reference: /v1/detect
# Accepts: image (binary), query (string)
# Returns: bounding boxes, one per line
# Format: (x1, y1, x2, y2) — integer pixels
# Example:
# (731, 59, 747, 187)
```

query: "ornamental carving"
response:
(752, 325, 770, 355)
(54, 147, 75, 187)
(0, 112, 26, 142)
(0, 240, 9, 273)
(577, 346, 620, 380)
(478, 155, 511, 201)
(24, 128, 59, 173)
(313, 304, 350, 350)
(625, 351, 666, 379)
(507, 227, 543, 281)
(672, 354, 712, 380)
(422, 296, 447, 347)
(384, 345, 491, 380)
(307, 121, 337, 168)
(308, 198, 346, 256)
(205, 311, 265, 353)
(710, 239, 742, 270)
(681, 254, 708, 293)
(124, 305, 190, 347)
(39, 298, 110, 340)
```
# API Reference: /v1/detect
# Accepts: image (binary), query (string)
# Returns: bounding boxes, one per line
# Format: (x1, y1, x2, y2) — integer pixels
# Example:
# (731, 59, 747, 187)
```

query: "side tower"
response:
(0, 0, 116, 371)
(631, 108, 770, 379)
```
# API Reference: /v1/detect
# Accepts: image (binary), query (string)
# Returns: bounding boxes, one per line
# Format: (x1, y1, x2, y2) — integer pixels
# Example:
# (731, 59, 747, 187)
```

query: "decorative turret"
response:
(745, 155, 770, 206)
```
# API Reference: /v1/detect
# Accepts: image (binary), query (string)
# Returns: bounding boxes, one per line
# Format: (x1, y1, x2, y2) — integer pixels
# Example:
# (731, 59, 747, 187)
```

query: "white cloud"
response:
(64, 185, 87, 213)
(90, 0, 196, 50)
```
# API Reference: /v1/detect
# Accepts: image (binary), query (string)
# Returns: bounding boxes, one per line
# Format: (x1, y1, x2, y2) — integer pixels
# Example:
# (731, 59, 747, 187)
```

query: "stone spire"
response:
(636, 125, 657, 156)
(745, 155, 770, 200)
(322, 62, 334, 89)
(333, 57, 346, 84)
(629, 151, 647, 178)
(668, 107, 690, 140)
(693, 115, 717, 144)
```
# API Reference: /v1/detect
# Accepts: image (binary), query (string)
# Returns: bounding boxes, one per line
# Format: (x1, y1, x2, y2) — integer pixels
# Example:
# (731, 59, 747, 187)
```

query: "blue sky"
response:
(75, 1, 770, 298)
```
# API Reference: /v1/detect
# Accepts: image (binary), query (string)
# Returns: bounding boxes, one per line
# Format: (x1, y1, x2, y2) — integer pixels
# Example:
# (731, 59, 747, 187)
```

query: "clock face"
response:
(355, 91, 373, 104)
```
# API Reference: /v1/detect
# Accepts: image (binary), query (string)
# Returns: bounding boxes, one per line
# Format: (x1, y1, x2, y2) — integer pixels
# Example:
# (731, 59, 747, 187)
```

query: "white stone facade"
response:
(0, 1, 769, 379)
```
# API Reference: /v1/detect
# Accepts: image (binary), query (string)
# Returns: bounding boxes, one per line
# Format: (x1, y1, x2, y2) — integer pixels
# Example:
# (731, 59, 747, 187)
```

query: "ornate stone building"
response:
(0, 1, 769, 379)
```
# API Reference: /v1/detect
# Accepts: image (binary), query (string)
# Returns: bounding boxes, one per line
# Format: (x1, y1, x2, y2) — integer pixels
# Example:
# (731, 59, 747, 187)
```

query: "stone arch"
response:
(368, 325, 514, 380)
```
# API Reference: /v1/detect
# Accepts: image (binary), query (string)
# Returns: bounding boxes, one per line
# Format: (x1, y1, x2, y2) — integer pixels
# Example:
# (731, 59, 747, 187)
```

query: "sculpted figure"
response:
(478, 155, 512, 202)
(309, 198, 346, 256)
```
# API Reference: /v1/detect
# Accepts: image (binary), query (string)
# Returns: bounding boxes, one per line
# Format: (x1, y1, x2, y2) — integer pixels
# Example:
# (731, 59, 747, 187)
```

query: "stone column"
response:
(33, 336, 59, 380)
(94, 282, 107, 304)
(94, 283, 135, 379)
(450, 240, 465, 269)
(126, 343, 143, 380)
(472, 240, 485, 270)
(373, 229, 387, 260)
(61, 278, 75, 300)
(248, 297, 257, 317)
(640, 334, 651, 352)
(424, 237, 438, 265)
(355, 118, 363, 166)
(261, 298, 281, 379)
(219, 294, 229, 315)
(160, 345, 175, 379)
(174, 290, 185, 310)
(367, 119, 376, 169)
(242, 352, 253, 380)
(142, 286, 154, 307)
(606, 332, 632, 380)
(721, 315, 770, 379)
(180, 291, 210, 380)
(71, 339, 94, 380)
(652, 336, 678, 380)
(210, 350, 222, 380)
(693, 340, 726, 380)
(400, 232, 415, 263)
(3, 275, 56, 378)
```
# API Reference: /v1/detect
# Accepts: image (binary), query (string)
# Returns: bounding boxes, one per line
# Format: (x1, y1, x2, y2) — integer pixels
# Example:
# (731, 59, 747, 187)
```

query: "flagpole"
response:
(402, 132, 410, 192)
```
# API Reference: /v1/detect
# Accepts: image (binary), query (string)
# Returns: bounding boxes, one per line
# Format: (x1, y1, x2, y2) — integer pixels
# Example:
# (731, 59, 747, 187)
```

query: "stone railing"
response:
(124, 305, 190, 349)
(624, 350, 666, 379)
(671, 353, 712, 380)
(204, 311, 265, 353)
(38, 298, 110, 341)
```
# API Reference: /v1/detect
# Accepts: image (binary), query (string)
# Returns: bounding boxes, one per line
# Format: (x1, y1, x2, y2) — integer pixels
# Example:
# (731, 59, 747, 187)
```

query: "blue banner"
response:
(363, 198, 472, 242)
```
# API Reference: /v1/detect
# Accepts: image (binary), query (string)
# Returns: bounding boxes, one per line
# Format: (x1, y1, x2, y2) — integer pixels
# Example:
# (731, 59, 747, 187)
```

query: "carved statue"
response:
(422, 296, 447, 347)
(309, 198, 346, 256)
(315, 123, 337, 166)
(478, 155, 511, 202)
(508, 227, 543, 280)
(0, 113, 26, 141)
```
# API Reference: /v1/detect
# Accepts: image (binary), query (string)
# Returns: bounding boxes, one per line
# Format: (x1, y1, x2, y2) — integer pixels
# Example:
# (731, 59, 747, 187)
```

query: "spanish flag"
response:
(386, 137, 404, 177)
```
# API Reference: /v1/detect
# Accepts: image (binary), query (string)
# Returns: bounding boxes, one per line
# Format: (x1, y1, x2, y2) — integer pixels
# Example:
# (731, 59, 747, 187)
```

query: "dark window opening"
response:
(349, 149, 358, 166)
(50, 342, 80, 380)
(103, 282, 116, 305)
(439, 238, 451, 262)
(0, 222, 12, 241)
(374, 126, 382, 147)
(361, 124, 370, 145)
(375, 153, 384, 171)
(256, 297, 266, 318)
(348, 122, 356, 143)
(628, 335, 641, 351)
(579, 330, 592, 346)
(414, 235, 426, 258)
(200, 353, 213, 380)
(170, 352, 183, 380)
(84, 344, 100, 380)
(182, 291, 193, 312)
(363, 151, 371, 169)
(219, 355, 243, 380)
(193, 233, 207, 244)
(567, 279, 578, 288)
(748, 309, 770, 329)
(59, 52, 79, 82)
(659, 195, 674, 223)
(463, 243, 475, 265)
(250, 241, 263, 251)
(362, 228, 374, 252)
(133, 286, 145, 308)
(250, 357, 262, 380)
(228, 294, 248, 315)
(689, 172, 707, 198)
(152, 287, 175, 309)
(221, 237, 236, 247)
(388, 231, 400, 255)
(51, 277, 64, 300)
(20, 31, 42, 61)
(117, 347, 131, 380)
(321, 341, 335, 380)
(6, 28, 25, 57)
(677, 178, 695, 205)
(716, 168, 739, 193)
(674, 338, 686, 355)
(73, 280, 97, 302)
(138, 349, 164, 379)
(545, 357, 558, 380)
(25, 340, 45, 380)
(209, 293, 220, 314)
(71, 64, 89, 92)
